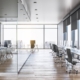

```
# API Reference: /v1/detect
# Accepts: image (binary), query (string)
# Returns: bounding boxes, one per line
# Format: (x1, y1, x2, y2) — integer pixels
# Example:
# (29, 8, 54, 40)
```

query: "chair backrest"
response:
(55, 45, 59, 56)
(51, 44, 54, 51)
(66, 49, 72, 62)
(53, 44, 57, 52)
(30, 40, 35, 49)
(50, 43, 52, 49)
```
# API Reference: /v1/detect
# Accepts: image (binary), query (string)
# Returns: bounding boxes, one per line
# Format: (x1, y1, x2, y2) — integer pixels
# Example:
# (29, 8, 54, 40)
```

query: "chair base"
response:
(66, 69, 78, 74)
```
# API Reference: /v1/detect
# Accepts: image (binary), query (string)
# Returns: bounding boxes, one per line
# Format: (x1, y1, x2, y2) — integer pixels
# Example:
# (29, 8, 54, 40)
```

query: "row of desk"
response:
(58, 46, 80, 60)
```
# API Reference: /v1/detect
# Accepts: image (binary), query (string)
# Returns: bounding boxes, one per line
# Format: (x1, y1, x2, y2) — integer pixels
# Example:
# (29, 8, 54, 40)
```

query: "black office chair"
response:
(66, 49, 78, 74)
(53, 45, 65, 67)
(51, 44, 57, 57)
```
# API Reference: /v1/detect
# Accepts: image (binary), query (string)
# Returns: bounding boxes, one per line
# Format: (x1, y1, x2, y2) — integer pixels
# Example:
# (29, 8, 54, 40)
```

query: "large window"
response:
(45, 25, 57, 48)
(71, 29, 78, 48)
(17, 29, 43, 48)
(67, 25, 71, 47)
(4, 25, 16, 48)
(78, 20, 80, 49)
(3, 24, 58, 49)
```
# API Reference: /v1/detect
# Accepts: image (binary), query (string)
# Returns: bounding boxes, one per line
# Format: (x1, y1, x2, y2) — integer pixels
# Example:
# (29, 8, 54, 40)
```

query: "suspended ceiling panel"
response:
(27, 0, 80, 24)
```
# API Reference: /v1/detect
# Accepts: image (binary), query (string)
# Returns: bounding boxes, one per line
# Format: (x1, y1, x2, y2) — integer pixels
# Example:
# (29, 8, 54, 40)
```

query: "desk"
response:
(58, 46, 80, 56)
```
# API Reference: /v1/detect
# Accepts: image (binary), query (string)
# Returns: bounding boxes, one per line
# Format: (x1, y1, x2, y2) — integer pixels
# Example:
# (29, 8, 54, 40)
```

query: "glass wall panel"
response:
(17, 25, 44, 72)
(1, 24, 58, 73)
(0, 25, 17, 73)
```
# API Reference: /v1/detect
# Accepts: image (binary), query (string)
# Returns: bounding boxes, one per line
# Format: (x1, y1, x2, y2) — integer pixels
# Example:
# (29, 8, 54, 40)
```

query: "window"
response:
(45, 25, 57, 48)
(4, 25, 16, 48)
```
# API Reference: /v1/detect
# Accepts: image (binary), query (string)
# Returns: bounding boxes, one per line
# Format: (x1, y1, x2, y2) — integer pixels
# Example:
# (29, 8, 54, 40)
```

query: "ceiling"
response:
(27, 0, 80, 24)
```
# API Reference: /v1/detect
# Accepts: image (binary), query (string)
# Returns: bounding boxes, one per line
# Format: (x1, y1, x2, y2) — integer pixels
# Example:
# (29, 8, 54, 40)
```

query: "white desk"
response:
(58, 46, 80, 56)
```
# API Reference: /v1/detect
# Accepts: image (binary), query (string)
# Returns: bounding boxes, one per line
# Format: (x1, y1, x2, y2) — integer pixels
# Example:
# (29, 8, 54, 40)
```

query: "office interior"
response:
(0, 0, 80, 80)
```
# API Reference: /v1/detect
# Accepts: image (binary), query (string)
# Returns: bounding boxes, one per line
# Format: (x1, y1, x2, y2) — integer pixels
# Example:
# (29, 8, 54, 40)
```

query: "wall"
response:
(58, 22, 63, 46)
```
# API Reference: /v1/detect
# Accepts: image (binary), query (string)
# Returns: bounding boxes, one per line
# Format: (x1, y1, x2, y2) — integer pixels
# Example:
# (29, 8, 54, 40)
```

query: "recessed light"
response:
(20, 9, 23, 10)
(35, 9, 37, 11)
(34, 2, 37, 3)
(36, 14, 38, 15)
(5, 14, 7, 15)
(36, 17, 38, 19)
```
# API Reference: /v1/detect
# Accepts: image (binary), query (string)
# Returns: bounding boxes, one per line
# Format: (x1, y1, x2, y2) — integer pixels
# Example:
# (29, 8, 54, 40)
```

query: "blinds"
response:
(63, 16, 70, 33)
(71, 12, 77, 30)
(67, 17, 70, 26)
(78, 9, 80, 20)
(63, 20, 67, 33)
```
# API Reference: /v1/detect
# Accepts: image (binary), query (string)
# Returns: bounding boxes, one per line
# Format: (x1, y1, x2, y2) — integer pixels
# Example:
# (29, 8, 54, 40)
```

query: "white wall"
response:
(58, 22, 63, 46)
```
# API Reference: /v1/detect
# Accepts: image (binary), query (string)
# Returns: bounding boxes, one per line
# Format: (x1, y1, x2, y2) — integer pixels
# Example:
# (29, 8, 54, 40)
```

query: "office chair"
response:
(27, 40, 39, 53)
(49, 44, 55, 56)
(66, 49, 78, 74)
(53, 45, 65, 67)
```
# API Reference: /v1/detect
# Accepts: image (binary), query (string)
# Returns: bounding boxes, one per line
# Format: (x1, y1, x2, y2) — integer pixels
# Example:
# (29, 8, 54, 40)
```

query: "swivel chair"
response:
(66, 49, 78, 74)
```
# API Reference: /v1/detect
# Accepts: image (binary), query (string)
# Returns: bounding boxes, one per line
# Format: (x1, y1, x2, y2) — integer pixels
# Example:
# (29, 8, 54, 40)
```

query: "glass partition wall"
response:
(0, 24, 57, 73)
(0, 24, 17, 73)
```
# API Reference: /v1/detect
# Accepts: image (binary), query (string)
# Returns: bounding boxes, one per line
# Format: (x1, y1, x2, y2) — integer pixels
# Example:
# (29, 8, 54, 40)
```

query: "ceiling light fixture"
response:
(36, 14, 38, 15)
(35, 9, 37, 11)
(20, 9, 23, 10)
(34, 1, 37, 3)
(36, 17, 38, 19)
